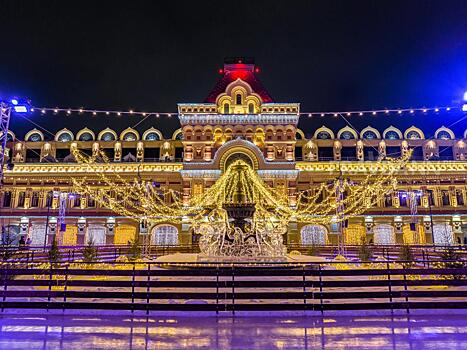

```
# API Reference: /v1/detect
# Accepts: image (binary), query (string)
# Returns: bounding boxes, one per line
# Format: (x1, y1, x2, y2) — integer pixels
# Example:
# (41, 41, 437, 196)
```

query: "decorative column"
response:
(77, 217, 86, 245)
(378, 140, 386, 158)
(356, 140, 364, 161)
(204, 146, 212, 161)
(333, 141, 342, 161)
(114, 142, 122, 162)
(266, 145, 274, 161)
(105, 217, 115, 245)
(136, 141, 144, 161)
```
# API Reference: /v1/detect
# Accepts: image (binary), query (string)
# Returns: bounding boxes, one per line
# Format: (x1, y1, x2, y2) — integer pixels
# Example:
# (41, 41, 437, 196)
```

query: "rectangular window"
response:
(456, 191, 464, 206)
(30, 192, 40, 207)
(2, 191, 12, 207)
(17, 192, 26, 207)
(45, 192, 53, 207)
(384, 194, 392, 207)
(87, 196, 96, 208)
(441, 191, 450, 206)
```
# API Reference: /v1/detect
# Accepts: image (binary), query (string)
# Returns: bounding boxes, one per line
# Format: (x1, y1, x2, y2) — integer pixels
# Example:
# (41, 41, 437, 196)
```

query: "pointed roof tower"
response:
(204, 57, 274, 103)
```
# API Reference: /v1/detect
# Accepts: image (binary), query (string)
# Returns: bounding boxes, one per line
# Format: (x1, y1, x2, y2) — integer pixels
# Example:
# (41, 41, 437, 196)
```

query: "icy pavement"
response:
(0, 311, 466, 349)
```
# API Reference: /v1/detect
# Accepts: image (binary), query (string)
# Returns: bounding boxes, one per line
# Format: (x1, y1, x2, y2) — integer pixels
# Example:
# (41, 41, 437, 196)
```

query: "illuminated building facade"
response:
(1, 58, 466, 247)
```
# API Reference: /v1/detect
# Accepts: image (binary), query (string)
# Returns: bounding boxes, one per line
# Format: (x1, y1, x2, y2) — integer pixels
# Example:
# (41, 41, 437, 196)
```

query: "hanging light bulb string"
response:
(31, 105, 457, 118)
(335, 110, 467, 158)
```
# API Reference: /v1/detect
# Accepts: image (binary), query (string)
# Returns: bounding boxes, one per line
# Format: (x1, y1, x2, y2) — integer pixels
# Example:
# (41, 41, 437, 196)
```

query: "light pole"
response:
(0, 98, 31, 186)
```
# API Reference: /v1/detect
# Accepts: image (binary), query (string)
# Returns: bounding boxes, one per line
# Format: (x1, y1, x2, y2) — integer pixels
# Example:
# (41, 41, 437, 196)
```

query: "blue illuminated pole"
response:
(0, 102, 12, 187)
(0, 98, 30, 187)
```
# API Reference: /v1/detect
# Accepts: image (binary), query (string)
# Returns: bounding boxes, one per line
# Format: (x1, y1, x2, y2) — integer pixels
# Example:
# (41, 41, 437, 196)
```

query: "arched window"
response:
(223, 103, 230, 114)
(362, 130, 378, 140)
(373, 224, 396, 244)
(236, 94, 242, 105)
(79, 132, 94, 141)
(101, 132, 115, 141)
(152, 225, 179, 245)
(27, 132, 43, 142)
(175, 132, 183, 140)
(340, 131, 355, 140)
(432, 224, 454, 246)
(436, 131, 451, 140)
(123, 132, 137, 141)
(385, 131, 400, 140)
(248, 103, 254, 114)
(295, 132, 302, 140)
(57, 133, 72, 142)
(6, 133, 14, 142)
(87, 224, 106, 245)
(301, 225, 327, 245)
(144, 132, 160, 141)
(316, 131, 331, 139)
(406, 131, 421, 140)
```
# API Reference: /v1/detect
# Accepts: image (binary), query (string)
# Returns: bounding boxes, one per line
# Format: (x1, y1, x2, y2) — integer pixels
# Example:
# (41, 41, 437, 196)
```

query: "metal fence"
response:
(1, 244, 466, 266)
(0, 261, 466, 313)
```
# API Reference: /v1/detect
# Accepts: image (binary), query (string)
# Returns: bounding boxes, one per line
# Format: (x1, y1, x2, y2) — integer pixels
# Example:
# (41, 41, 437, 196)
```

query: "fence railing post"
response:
(231, 265, 235, 315)
(146, 263, 150, 315)
(403, 265, 409, 314)
(131, 263, 136, 313)
(48, 264, 53, 312)
(302, 264, 307, 312)
(2, 263, 8, 312)
(216, 265, 219, 315)
(63, 265, 69, 312)
(318, 264, 323, 315)
(387, 262, 393, 313)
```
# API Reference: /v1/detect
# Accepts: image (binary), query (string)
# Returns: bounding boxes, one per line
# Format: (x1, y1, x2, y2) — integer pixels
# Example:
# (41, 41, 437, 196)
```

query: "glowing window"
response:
(340, 131, 355, 140)
(436, 131, 451, 140)
(385, 131, 400, 140)
(301, 225, 327, 245)
(101, 132, 115, 141)
(432, 224, 454, 245)
(123, 132, 137, 141)
(406, 131, 421, 140)
(144, 132, 160, 141)
(373, 224, 395, 244)
(57, 133, 72, 142)
(79, 132, 93, 141)
(28, 133, 42, 142)
(152, 225, 178, 245)
(316, 131, 331, 139)
(362, 131, 377, 140)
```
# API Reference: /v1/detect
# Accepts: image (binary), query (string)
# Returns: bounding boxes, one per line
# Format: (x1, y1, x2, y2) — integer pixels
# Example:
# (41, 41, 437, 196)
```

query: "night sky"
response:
(1, 0, 467, 118)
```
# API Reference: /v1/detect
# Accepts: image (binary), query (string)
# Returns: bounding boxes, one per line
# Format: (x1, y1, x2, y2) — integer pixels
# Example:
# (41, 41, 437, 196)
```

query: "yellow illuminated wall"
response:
(344, 224, 366, 245)
(62, 225, 78, 246)
(114, 225, 137, 245)
(402, 224, 426, 245)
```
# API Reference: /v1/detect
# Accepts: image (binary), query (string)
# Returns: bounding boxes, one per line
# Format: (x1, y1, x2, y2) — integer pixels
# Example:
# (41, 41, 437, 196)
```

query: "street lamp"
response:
(0, 98, 31, 186)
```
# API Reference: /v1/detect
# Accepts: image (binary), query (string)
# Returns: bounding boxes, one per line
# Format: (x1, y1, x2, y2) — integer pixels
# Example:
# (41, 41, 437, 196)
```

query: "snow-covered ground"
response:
(0, 311, 466, 350)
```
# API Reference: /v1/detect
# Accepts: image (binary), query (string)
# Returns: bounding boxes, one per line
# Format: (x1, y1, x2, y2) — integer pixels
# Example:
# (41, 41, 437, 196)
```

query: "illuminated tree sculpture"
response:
(71, 147, 410, 258)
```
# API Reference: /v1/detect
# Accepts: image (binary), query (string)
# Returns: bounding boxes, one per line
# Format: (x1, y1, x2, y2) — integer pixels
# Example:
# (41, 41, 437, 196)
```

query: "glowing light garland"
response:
(70, 147, 411, 227)
(30, 105, 456, 118)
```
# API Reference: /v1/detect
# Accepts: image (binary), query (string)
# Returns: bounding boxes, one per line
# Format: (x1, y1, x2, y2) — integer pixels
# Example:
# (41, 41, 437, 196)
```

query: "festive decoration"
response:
(29, 105, 456, 119)
(69, 145, 410, 258)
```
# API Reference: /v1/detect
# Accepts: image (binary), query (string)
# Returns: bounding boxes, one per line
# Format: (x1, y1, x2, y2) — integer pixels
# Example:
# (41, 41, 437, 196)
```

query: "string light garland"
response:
(69, 147, 411, 228)
(29, 105, 457, 118)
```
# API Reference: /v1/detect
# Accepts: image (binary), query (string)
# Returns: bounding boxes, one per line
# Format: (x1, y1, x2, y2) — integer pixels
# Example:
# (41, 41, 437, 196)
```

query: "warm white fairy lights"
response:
(30, 105, 457, 118)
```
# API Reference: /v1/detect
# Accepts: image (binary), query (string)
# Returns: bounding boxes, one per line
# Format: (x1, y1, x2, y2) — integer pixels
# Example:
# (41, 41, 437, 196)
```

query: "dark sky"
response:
(1, 0, 467, 115)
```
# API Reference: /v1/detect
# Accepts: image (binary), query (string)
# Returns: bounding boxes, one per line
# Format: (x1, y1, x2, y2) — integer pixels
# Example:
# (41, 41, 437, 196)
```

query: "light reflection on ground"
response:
(0, 312, 466, 349)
